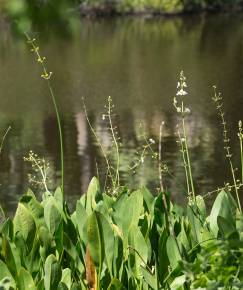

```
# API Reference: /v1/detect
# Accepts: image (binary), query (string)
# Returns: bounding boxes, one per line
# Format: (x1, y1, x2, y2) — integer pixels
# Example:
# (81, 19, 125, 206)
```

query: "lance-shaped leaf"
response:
(0, 260, 16, 288)
(87, 212, 104, 268)
(17, 267, 36, 290)
(44, 254, 61, 290)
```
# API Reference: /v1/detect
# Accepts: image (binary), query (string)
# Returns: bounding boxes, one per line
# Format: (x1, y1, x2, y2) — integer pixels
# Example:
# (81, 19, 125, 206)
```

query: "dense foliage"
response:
(0, 177, 243, 289)
(1, 0, 243, 29)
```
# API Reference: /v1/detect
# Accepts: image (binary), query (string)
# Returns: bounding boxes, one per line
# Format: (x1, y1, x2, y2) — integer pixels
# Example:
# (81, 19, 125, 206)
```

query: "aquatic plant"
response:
(0, 177, 242, 289)
(25, 35, 65, 196)
(1, 37, 243, 289)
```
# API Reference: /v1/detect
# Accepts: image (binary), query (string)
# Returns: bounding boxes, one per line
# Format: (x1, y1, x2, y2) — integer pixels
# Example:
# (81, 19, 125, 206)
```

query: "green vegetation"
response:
(1, 178, 243, 289)
(0, 37, 243, 289)
(1, 0, 243, 32)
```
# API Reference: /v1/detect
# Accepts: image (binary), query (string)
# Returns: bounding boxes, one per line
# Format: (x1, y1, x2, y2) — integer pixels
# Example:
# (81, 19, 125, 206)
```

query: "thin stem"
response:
(240, 137, 243, 185)
(212, 86, 242, 212)
(107, 96, 120, 189)
(0, 126, 11, 154)
(182, 114, 195, 200)
(47, 82, 64, 193)
(82, 99, 114, 190)
(178, 128, 190, 197)
(202, 183, 243, 199)
(128, 246, 154, 275)
(229, 159, 241, 212)
(25, 33, 64, 195)
(158, 122, 164, 192)
(238, 121, 243, 185)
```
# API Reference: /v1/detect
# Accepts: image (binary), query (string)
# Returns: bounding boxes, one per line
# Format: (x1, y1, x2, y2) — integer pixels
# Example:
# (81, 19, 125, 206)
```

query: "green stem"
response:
(47, 81, 64, 194)
(178, 129, 190, 197)
(108, 97, 120, 189)
(25, 33, 64, 195)
(229, 160, 242, 212)
(240, 135, 243, 185)
(182, 115, 195, 200)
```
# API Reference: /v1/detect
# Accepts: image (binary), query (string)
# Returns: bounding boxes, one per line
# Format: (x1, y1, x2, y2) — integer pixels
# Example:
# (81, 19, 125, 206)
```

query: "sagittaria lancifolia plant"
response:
(0, 177, 243, 289)
(1, 37, 243, 289)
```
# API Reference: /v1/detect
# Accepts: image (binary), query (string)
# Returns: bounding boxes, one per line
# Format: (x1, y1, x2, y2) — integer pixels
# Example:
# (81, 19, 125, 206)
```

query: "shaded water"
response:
(0, 14, 243, 212)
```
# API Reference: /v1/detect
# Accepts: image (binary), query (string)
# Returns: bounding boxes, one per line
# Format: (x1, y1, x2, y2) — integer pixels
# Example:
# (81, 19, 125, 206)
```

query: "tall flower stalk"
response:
(107, 96, 120, 189)
(25, 34, 64, 196)
(173, 71, 195, 201)
(212, 86, 242, 213)
(238, 121, 243, 186)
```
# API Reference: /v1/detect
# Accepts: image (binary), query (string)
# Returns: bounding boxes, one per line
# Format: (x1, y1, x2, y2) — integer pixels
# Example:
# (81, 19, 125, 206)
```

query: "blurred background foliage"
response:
(0, 0, 80, 34)
(0, 0, 243, 33)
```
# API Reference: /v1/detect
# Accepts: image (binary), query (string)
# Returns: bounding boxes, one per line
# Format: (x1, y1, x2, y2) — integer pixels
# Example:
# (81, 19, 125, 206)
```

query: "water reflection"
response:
(0, 14, 242, 212)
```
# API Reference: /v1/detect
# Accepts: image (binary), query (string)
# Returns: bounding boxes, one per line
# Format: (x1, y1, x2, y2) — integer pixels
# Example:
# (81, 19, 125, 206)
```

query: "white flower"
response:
(176, 89, 187, 96)
(102, 114, 106, 120)
(184, 107, 190, 113)
(177, 82, 180, 88)
(177, 107, 182, 113)
(149, 138, 155, 144)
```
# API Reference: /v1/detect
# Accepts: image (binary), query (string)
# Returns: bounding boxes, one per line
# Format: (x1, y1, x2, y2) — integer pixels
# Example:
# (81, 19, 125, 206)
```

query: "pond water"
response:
(0, 14, 243, 212)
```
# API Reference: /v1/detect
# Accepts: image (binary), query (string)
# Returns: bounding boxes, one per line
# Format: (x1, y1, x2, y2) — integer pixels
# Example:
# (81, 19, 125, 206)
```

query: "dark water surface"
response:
(0, 14, 243, 212)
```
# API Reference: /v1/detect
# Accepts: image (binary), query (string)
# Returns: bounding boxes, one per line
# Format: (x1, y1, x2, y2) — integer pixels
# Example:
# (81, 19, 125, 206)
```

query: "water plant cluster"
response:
(1, 37, 243, 289)
(1, 177, 243, 289)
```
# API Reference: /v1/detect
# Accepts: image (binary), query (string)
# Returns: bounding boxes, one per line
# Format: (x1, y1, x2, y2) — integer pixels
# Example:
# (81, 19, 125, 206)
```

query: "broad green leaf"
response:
(44, 254, 61, 290)
(170, 275, 186, 290)
(24, 234, 41, 275)
(61, 268, 71, 289)
(19, 195, 44, 227)
(128, 225, 148, 278)
(2, 238, 21, 277)
(113, 190, 143, 240)
(141, 267, 157, 290)
(63, 233, 84, 275)
(85, 177, 100, 214)
(187, 205, 203, 243)
(97, 212, 114, 275)
(54, 187, 63, 206)
(141, 187, 154, 214)
(195, 195, 206, 220)
(158, 229, 169, 282)
(103, 194, 115, 210)
(217, 216, 237, 238)
(113, 235, 123, 278)
(0, 260, 15, 288)
(17, 267, 36, 290)
(95, 200, 110, 220)
(76, 201, 88, 244)
(177, 219, 190, 251)
(44, 197, 62, 234)
(166, 236, 181, 270)
(154, 193, 166, 228)
(209, 191, 236, 237)
(87, 212, 104, 268)
(1, 219, 14, 242)
(13, 202, 36, 246)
